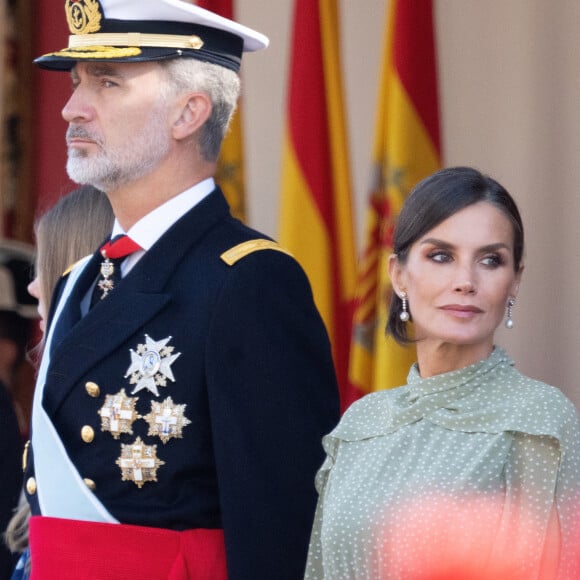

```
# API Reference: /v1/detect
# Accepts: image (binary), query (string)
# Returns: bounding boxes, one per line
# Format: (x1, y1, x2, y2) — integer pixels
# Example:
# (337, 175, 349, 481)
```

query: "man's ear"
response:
(172, 93, 212, 140)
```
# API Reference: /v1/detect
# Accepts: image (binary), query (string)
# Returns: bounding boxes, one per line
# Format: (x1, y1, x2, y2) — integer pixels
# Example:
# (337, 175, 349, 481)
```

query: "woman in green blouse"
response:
(305, 167, 580, 579)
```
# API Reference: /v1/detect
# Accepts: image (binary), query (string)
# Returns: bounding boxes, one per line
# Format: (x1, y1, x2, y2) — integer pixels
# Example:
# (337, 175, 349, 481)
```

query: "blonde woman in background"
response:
(27, 185, 114, 334)
(6, 185, 113, 580)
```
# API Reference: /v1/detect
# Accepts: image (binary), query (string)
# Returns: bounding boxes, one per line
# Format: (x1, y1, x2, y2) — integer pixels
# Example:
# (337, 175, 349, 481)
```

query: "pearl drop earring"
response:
(505, 298, 515, 329)
(399, 292, 409, 322)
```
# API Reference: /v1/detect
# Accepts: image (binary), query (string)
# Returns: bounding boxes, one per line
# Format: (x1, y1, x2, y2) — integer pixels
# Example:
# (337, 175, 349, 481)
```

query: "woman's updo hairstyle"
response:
(387, 166, 524, 344)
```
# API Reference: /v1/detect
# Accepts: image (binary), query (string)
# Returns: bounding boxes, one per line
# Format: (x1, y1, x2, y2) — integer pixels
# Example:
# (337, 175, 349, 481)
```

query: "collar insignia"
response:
(116, 437, 165, 488)
(125, 335, 181, 397)
(66, 0, 103, 35)
(143, 396, 191, 444)
(98, 389, 140, 439)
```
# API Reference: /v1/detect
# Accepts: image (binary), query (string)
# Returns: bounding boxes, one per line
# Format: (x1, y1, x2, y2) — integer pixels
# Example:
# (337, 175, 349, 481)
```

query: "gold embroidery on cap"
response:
(45, 46, 143, 60)
(66, 0, 103, 35)
(98, 389, 140, 439)
(68, 32, 205, 50)
(143, 397, 192, 444)
(116, 437, 165, 488)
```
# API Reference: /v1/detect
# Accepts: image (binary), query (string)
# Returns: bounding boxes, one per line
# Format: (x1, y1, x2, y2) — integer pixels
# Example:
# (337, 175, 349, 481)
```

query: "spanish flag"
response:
(197, 0, 246, 222)
(279, 0, 357, 410)
(349, 0, 442, 395)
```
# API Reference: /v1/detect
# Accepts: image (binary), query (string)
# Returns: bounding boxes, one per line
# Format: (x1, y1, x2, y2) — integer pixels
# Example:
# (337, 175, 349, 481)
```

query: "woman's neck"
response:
(415, 340, 493, 378)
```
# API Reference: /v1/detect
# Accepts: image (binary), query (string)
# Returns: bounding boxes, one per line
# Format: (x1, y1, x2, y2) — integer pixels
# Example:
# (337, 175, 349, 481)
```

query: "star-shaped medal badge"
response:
(124, 335, 181, 397)
(143, 396, 192, 444)
(116, 436, 165, 488)
(98, 389, 140, 439)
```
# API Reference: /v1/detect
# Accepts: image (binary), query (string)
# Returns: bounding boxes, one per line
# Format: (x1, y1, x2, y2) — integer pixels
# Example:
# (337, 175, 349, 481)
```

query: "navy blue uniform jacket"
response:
(25, 189, 340, 579)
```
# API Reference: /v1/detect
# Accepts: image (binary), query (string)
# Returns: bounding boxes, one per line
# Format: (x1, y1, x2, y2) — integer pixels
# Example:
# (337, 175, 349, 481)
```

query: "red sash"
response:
(29, 516, 227, 579)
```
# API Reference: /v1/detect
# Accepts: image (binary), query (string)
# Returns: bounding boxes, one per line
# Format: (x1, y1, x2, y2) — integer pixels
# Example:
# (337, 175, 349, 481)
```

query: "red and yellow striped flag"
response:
(196, 0, 246, 221)
(349, 0, 442, 395)
(279, 0, 357, 410)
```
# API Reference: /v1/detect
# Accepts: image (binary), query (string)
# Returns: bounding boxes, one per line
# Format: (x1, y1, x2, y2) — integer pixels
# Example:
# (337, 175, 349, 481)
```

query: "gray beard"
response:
(66, 101, 171, 191)
(66, 143, 169, 192)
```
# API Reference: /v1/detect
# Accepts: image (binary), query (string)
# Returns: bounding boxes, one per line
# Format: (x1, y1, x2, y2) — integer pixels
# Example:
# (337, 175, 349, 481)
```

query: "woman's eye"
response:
(428, 251, 451, 263)
(481, 255, 503, 267)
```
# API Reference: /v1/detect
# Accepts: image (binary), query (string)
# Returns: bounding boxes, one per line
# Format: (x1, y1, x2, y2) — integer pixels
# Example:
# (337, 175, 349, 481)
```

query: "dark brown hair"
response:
(387, 166, 524, 344)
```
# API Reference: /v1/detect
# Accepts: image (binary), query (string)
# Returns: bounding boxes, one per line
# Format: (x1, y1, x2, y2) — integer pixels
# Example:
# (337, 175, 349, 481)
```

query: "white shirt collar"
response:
(110, 177, 216, 250)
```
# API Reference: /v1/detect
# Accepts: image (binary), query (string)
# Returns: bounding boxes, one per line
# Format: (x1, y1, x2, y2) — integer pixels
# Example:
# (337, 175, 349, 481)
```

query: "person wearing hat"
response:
(24, 1, 340, 578)
(0, 240, 36, 579)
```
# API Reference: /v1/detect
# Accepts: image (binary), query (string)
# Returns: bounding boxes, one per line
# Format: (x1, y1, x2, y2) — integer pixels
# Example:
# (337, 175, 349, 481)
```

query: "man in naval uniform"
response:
(23, 1, 340, 578)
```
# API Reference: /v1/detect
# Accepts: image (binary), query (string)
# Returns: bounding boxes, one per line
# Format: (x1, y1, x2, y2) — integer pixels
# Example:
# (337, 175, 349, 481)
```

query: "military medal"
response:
(94, 235, 142, 301)
(97, 256, 116, 299)
(98, 389, 140, 439)
(125, 335, 181, 396)
(144, 397, 191, 444)
(116, 437, 165, 488)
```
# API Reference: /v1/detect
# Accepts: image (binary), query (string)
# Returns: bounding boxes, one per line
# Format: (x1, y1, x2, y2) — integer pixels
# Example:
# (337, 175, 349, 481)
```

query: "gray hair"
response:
(160, 58, 241, 162)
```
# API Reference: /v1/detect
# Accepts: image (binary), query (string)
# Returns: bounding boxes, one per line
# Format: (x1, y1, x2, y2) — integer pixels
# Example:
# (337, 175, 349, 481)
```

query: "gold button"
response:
(83, 478, 96, 491)
(81, 426, 95, 443)
(85, 382, 100, 397)
(26, 477, 37, 495)
(188, 35, 204, 49)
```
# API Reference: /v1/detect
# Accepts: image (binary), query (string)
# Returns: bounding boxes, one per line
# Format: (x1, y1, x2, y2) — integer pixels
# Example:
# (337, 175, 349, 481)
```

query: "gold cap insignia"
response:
(66, 0, 103, 36)
(98, 389, 140, 439)
(116, 437, 165, 488)
(144, 397, 192, 444)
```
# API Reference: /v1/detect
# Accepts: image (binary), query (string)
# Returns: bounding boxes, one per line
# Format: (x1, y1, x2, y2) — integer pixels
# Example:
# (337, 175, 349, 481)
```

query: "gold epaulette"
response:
(220, 239, 293, 266)
(62, 254, 92, 277)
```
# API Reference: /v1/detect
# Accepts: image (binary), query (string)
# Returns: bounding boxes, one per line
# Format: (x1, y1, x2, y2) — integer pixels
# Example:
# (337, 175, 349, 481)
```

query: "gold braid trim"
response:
(45, 46, 143, 60)
(220, 240, 294, 266)
(62, 255, 92, 277)
(68, 32, 204, 50)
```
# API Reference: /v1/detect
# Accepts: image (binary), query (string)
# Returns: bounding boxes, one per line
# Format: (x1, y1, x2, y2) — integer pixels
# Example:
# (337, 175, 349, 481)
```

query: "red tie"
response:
(100, 234, 142, 260)
(91, 235, 142, 305)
